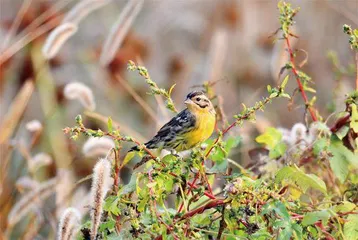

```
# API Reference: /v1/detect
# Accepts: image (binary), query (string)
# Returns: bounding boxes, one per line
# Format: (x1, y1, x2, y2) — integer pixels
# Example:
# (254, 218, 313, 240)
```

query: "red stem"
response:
(177, 121, 237, 213)
(285, 37, 317, 122)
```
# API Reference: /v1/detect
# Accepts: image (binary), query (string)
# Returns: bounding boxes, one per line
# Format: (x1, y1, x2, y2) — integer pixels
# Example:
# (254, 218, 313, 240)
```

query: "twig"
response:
(114, 74, 158, 122)
(285, 37, 318, 121)
(217, 205, 226, 240)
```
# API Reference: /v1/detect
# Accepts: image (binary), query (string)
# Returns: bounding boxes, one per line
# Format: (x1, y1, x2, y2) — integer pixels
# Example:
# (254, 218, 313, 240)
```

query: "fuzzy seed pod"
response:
(29, 152, 53, 173)
(90, 158, 112, 240)
(100, 0, 144, 66)
(42, 23, 78, 59)
(290, 123, 308, 148)
(25, 120, 43, 132)
(82, 137, 115, 158)
(63, 82, 96, 111)
(62, 0, 112, 25)
(277, 127, 291, 146)
(8, 178, 57, 227)
(57, 207, 81, 240)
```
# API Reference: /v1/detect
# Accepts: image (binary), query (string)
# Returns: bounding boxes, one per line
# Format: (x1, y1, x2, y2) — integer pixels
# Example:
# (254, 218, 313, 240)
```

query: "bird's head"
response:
(184, 91, 215, 115)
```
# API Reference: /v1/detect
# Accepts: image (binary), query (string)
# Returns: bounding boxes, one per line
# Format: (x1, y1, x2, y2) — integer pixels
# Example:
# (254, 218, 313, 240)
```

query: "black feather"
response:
(129, 109, 196, 151)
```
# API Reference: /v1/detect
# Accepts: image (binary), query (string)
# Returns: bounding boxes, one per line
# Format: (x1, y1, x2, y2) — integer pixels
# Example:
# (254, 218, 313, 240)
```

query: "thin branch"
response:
(285, 37, 318, 121)
(114, 74, 158, 122)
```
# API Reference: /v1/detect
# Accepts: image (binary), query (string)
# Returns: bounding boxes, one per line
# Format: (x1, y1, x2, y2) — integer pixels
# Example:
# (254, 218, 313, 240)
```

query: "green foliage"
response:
(344, 214, 358, 240)
(256, 127, 287, 159)
(62, 2, 358, 240)
(127, 60, 178, 113)
(275, 165, 327, 194)
(328, 135, 357, 183)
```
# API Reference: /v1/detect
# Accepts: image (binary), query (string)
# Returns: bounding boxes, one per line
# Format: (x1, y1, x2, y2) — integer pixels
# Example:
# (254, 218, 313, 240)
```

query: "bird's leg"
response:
(170, 149, 180, 158)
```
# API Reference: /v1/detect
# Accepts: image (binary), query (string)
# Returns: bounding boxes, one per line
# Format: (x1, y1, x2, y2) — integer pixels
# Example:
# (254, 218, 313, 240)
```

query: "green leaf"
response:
(302, 210, 332, 226)
(351, 104, 358, 133)
(336, 125, 350, 140)
(99, 218, 116, 232)
(334, 201, 357, 213)
(225, 136, 241, 153)
(344, 214, 358, 240)
(107, 117, 113, 132)
(209, 158, 228, 173)
(122, 151, 136, 167)
(120, 174, 137, 195)
(313, 138, 329, 156)
(328, 136, 357, 183)
(262, 201, 290, 221)
(275, 166, 327, 194)
(278, 226, 292, 240)
(256, 127, 282, 148)
(281, 75, 290, 89)
(103, 196, 120, 216)
(269, 142, 287, 159)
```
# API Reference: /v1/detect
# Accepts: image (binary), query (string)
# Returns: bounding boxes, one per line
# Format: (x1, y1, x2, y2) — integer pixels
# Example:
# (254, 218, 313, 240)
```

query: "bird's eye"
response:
(195, 97, 201, 101)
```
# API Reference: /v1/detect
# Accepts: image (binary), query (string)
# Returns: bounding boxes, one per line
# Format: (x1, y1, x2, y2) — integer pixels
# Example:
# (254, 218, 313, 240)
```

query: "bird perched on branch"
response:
(130, 91, 216, 152)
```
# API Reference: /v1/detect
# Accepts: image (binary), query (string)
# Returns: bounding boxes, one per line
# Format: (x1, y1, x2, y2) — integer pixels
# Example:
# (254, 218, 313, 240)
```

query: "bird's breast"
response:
(186, 112, 216, 147)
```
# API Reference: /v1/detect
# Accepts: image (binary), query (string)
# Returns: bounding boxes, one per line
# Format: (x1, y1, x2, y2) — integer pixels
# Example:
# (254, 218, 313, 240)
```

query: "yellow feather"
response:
(179, 109, 216, 151)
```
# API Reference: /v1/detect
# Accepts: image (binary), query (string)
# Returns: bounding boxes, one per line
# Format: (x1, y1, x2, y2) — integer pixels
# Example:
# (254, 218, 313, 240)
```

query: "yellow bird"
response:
(131, 91, 216, 152)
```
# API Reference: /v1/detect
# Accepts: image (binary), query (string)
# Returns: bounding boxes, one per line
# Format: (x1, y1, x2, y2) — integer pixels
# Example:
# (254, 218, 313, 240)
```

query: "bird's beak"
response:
(184, 98, 193, 105)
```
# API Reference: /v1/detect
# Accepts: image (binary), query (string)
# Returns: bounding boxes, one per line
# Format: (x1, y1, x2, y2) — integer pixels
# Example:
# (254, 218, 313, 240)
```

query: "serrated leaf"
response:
(275, 166, 327, 194)
(344, 214, 358, 240)
(103, 196, 120, 216)
(302, 210, 332, 226)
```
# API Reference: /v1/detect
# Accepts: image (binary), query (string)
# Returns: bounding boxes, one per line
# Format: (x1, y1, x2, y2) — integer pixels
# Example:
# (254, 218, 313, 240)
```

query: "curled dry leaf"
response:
(42, 23, 78, 59)
(63, 82, 96, 111)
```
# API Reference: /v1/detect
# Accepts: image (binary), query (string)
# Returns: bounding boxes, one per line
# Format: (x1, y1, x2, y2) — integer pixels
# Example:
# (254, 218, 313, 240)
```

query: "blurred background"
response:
(0, 0, 357, 238)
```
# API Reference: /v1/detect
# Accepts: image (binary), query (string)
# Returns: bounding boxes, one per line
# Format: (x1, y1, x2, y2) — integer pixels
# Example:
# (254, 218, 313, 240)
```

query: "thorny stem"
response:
(285, 37, 318, 121)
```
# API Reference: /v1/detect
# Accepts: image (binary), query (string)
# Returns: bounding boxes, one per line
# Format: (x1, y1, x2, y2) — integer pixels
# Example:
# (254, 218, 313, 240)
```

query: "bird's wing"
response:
(145, 109, 196, 149)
